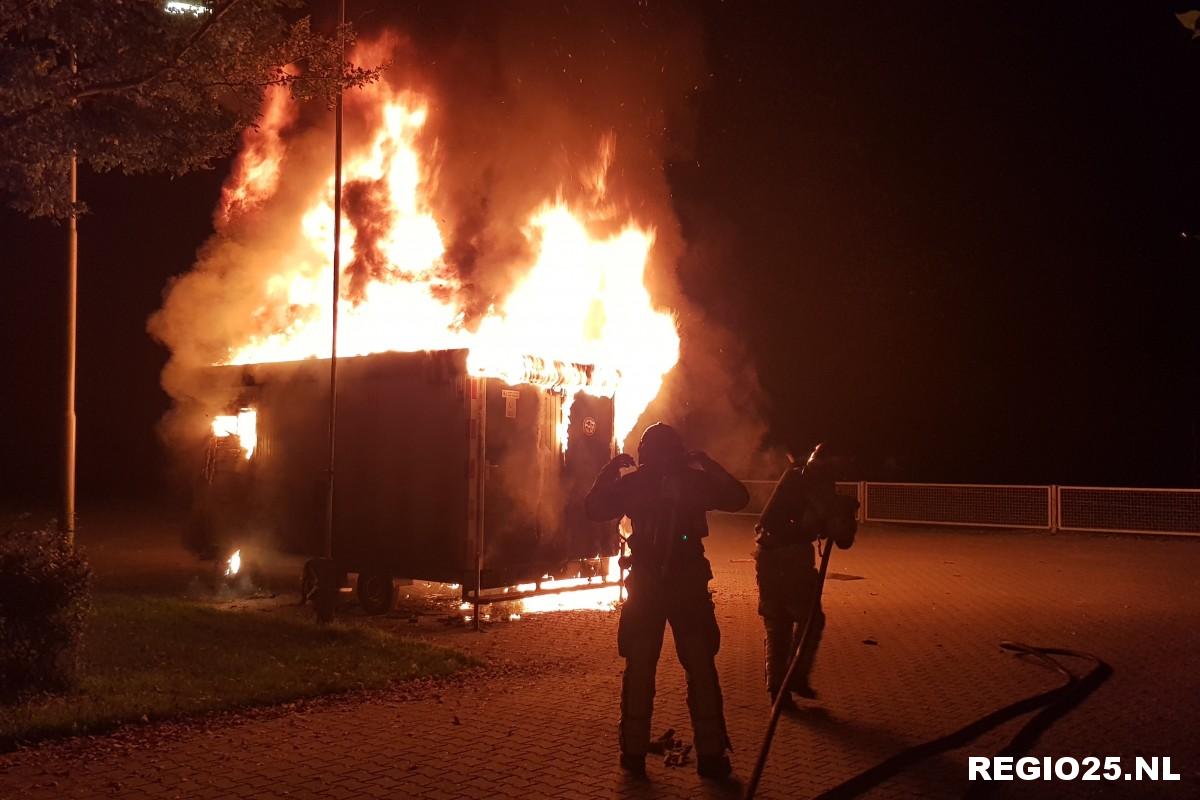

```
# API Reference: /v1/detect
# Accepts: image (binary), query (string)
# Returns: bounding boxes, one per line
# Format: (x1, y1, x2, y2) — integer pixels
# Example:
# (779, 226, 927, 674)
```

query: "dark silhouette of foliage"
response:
(0, 0, 379, 217)
(0, 528, 92, 700)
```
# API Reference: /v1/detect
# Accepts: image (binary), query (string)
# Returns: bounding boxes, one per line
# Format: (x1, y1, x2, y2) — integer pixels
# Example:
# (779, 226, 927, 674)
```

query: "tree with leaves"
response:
(1180, 10, 1200, 38)
(0, 0, 377, 218)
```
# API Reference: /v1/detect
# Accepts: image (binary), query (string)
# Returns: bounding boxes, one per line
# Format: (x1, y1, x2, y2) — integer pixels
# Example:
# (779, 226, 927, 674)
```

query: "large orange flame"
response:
(218, 84, 297, 226)
(220, 79, 678, 448)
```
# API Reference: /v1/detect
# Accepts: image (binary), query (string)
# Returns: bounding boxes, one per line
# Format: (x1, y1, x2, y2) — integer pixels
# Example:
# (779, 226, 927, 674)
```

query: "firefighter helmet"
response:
(638, 422, 686, 468)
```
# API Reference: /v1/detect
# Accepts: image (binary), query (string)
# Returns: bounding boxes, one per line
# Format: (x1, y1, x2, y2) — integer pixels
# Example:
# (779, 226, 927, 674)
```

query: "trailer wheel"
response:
(304, 558, 340, 623)
(300, 561, 318, 605)
(357, 571, 394, 615)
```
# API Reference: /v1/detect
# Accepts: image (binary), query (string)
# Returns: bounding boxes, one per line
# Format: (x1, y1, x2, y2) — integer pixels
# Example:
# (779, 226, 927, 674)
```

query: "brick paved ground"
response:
(2, 516, 1199, 799)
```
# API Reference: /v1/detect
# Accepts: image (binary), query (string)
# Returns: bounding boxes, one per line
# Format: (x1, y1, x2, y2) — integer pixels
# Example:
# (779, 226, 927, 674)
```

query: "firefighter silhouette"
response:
(585, 422, 749, 780)
(753, 443, 858, 710)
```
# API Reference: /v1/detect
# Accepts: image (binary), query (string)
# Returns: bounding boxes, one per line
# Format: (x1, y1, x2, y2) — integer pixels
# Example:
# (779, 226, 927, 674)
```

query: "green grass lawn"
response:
(0, 594, 473, 748)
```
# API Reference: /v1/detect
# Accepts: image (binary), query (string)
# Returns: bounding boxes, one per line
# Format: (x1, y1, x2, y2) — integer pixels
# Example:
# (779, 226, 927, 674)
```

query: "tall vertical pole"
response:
(473, 381, 487, 632)
(324, 0, 345, 560)
(62, 51, 78, 549)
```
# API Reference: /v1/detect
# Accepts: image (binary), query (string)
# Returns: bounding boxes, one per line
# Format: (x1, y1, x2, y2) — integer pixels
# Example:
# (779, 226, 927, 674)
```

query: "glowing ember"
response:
(219, 81, 679, 447)
(451, 558, 623, 619)
(211, 408, 258, 459)
(164, 1, 208, 15)
(225, 549, 242, 577)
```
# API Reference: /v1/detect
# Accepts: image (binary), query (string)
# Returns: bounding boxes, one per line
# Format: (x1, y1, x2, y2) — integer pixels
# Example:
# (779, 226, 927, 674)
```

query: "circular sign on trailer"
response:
(583, 417, 597, 436)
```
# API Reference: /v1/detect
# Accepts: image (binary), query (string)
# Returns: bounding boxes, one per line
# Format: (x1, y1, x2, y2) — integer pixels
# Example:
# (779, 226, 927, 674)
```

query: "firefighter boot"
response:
(619, 753, 647, 778)
(787, 605, 825, 699)
(763, 615, 795, 698)
(697, 754, 733, 781)
(770, 686, 801, 713)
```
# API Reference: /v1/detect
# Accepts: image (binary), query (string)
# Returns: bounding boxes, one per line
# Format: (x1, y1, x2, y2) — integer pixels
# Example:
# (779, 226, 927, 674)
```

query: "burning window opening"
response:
(211, 408, 258, 459)
(224, 548, 242, 577)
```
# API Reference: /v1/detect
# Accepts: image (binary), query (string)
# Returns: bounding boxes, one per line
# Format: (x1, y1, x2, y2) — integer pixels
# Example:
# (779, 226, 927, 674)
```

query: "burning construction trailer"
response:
(193, 348, 621, 611)
(149, 34, 708, 611)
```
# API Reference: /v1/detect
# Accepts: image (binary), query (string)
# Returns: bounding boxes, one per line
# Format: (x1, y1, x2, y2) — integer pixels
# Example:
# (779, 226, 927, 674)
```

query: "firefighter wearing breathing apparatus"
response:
(754, 443, 858, 710)
(585, 422, 750, 781)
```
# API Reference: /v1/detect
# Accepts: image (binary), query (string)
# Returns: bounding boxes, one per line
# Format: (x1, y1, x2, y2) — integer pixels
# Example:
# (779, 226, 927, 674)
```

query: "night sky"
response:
(2, 1, 1199, 508)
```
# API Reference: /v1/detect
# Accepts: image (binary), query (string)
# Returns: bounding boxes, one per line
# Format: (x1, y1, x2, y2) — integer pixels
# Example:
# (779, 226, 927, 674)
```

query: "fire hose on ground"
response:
(741, 538, 1111, 800)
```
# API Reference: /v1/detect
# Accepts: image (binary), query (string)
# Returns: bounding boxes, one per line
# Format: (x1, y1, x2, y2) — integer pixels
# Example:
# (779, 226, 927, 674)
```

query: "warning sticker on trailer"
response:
(501, 390, 519, 418)
(583, 416, 597, 436)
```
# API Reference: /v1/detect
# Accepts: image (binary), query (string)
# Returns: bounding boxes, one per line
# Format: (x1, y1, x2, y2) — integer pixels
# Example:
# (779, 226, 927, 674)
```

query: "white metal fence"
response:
(734, 480, 1200, 537)
(1057, 486, 1200, 537)
(864, 483, 1052, 529)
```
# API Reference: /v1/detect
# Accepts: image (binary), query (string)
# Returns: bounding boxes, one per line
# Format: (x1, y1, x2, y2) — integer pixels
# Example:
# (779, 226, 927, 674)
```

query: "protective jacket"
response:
(585, 459, 749, 581)
(756, 464, 856, 550)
